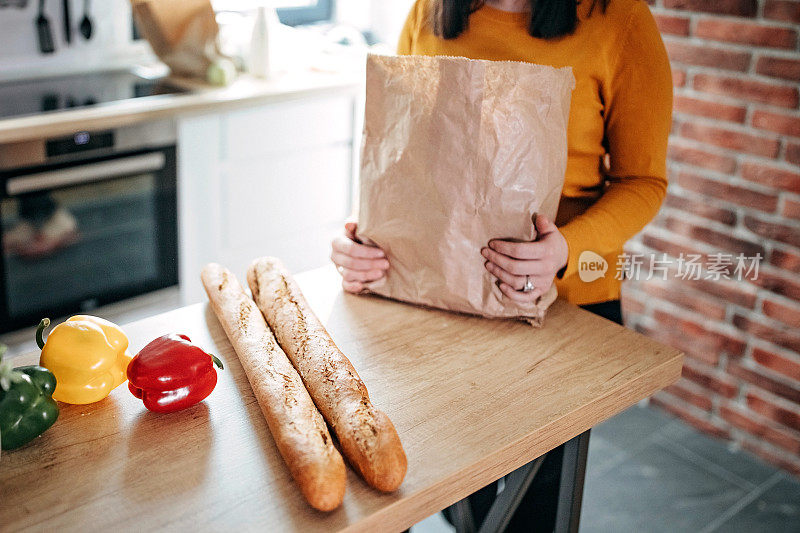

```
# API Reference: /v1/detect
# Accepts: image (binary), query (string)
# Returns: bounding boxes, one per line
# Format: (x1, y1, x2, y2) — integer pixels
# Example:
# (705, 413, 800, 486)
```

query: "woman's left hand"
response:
(481, 214, 568, 303)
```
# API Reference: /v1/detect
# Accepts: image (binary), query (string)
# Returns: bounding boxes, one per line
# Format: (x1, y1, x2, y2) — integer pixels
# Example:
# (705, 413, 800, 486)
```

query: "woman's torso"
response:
(400, 0, 647, 215)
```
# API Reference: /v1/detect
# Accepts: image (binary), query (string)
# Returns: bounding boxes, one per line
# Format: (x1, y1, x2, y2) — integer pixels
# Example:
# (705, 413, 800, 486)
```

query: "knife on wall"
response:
(62, 0, 72, 43)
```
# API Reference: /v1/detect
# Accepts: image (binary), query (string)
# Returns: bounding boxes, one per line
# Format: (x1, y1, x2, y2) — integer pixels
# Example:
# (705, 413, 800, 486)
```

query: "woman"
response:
(331, 0, 671, 529)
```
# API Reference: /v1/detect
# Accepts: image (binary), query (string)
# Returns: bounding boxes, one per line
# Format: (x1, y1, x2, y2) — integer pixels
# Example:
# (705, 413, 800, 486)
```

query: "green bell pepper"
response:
(0, 345, 60, 450)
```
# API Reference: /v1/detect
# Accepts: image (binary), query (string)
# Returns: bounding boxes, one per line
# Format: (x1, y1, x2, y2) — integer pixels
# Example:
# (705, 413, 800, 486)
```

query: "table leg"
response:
(478, 454, 546, 533)
(553, 430, 591, 533)
(450, 496, 477, 533)
(449, 429, 590, 533)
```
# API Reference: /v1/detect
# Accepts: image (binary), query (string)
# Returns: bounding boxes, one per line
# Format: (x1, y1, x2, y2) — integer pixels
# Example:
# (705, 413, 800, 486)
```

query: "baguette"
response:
(201, 263, 346, 511)
(247, 257, 407, 492)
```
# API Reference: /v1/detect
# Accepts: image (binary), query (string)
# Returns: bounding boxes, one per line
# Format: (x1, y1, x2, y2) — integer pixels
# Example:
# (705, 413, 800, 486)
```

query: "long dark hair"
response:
(430, 0, 609, 40)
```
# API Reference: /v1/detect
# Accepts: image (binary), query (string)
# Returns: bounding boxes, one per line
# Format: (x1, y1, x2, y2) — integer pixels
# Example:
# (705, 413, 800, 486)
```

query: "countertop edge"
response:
(351, 347, 684, 533)
(0, 73, 363, 145)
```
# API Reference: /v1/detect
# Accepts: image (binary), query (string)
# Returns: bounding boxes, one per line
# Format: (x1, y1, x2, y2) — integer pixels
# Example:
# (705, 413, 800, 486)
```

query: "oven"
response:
(0, 121, 177, 333)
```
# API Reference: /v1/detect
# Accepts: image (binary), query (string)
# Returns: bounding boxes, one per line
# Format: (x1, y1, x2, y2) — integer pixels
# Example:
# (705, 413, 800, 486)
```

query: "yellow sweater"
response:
(397, 0, 672, 305)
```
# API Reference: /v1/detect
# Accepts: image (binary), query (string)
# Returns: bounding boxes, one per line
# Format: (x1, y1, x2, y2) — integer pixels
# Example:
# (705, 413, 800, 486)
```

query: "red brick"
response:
(685, 277, 758, 308)
(620, 291, 645, 317)
(752, 345, 800, 380)
(741, 162, 800, 193)
(764, 0, 800, 23)
(673, 96, 746, 123)
(747, 392, 800, 430)
(733, 313, 800, 353)
(642, 279, 728, 319)
(728, 361, 800, 404)
(787, 143, 800, 166)
(641, 232, 709, 260)
(654, 13, 691, 36)
(695, 19, 797, 49)
(687, 352, 722, 367)
(665, 381, 714, 411)
(663, 216, 765, 257)
(670, 117, 681, 136)
(694, 74, 800, 108)
(665, 40, 751, 71)
(673, 69, 686, 88)
(676, 172, 779, 212)
(667, 141, 738, 173)
(642, 219, 724, 258)
(770, 248, 800, 271)
(654, 309, 747, 358)
(750, 269, 800, 301)
(784, 198, 800, 218)
(743, 215, 800, 248)
(752, 110, 800, 138)
(762, 298, 800, 329)
(664, 0, 757, 17)
(720, 404, 800, 455)
(682, 360, 739, 398)
(741, 440, 800, 477)
(639, 320, 725, 365)
(664, 191, 738, 225)
(756, 56, 800, 82)
(679, 123, 780, 158)
(650, 395, 731, 439)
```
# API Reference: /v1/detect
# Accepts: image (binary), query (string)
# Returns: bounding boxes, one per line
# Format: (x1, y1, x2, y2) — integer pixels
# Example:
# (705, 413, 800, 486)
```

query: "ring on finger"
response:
(521, 275, 535, 293)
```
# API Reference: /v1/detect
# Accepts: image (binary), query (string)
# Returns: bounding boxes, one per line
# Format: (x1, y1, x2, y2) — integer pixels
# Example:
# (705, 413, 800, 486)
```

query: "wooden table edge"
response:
(344, 348, 684, 533)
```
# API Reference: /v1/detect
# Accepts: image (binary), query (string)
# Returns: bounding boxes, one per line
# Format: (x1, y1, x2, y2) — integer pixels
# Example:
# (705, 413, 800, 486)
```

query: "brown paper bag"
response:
(131, 0, 221, 78)
(357, 54, 575, 325)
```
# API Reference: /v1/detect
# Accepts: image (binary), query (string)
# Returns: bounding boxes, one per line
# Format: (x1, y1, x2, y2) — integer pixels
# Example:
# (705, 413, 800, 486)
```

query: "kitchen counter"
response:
(0, 66, 363, 144)
(0, 265, 682, 532)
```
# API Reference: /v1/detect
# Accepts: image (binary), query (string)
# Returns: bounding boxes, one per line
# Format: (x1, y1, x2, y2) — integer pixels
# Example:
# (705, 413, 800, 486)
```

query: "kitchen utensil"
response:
(36, 0, 55, 54)
(62, 0, 72, 43)
(79, 0, 92, 40)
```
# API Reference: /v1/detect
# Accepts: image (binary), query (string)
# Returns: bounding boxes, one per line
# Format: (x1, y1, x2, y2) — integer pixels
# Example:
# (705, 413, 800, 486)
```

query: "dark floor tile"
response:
(655, 422, 778, 487)
(711, 477, 800, 533)
(579, 441, 748, 533)
(592, 404, 676, 452)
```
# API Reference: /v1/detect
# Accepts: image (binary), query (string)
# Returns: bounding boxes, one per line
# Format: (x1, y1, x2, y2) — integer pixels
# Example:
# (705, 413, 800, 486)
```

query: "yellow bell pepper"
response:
(37, 315, 133, 404)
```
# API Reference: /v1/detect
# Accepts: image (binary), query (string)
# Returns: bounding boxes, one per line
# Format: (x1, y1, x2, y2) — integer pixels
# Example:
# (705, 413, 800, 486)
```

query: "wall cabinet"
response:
(177, 90, 359, 303)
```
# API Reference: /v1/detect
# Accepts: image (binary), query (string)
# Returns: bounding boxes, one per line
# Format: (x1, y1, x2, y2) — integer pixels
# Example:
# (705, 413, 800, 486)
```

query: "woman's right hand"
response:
(331, 221, 389, 293)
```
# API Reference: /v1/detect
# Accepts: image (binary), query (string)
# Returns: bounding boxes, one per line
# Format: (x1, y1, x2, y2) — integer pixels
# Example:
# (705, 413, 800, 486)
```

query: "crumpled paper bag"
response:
(131, 0, 222, 79)
(357, 54, 575, 325)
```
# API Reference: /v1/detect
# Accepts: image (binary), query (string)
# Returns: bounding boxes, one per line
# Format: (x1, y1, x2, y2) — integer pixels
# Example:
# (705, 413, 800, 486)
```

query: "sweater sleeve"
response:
(397, 1, 420, 55)
(558, 1, 673, 279)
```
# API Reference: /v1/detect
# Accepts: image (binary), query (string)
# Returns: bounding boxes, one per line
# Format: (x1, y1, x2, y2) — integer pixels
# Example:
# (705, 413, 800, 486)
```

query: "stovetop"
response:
(0, 70, 187, 120)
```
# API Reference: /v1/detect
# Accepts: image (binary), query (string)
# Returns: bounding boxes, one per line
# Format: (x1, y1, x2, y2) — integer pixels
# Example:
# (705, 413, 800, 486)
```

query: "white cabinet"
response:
(177, 90, 359, 303)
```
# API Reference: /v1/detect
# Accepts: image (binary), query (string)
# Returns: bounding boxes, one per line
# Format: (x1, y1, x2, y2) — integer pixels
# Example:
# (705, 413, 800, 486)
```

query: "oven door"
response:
(0, 147, 177, 333)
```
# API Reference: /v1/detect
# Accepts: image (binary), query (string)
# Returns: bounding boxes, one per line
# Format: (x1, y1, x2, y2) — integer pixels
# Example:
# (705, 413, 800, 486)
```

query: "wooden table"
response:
(0, 266, 682, 532)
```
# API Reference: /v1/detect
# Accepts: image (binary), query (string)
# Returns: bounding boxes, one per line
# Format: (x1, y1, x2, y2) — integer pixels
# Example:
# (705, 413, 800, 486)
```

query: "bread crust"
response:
(201, 263, 346, 511)
(247, 257, 407, 492)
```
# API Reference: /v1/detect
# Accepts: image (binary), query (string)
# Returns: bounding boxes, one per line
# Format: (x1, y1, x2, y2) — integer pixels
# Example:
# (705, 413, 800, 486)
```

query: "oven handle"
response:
(6, 152, 167, 195)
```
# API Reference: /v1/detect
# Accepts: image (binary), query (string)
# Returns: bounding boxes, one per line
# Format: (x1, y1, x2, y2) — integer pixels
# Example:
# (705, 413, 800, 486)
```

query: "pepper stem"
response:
(36, 318, 51, 349)
(211, 354, 224, 370)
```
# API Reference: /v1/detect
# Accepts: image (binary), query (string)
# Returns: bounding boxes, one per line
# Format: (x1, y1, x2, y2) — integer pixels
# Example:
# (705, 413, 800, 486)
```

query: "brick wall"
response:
(624, 0, 800, 475)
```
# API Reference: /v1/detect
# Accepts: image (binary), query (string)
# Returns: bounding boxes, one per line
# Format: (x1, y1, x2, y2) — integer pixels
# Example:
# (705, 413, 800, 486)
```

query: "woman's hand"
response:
(331, 221, 389, 293)
(481, 214, 568, 303)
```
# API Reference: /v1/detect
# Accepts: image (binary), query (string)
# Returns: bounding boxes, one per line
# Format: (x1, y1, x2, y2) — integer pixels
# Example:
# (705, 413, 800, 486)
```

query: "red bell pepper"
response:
(127, 334, 224, 413)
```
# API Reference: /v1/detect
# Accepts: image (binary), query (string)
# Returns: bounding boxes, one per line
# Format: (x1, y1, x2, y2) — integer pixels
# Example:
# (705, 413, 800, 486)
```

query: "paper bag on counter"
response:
(357, 54, 575, 325)
(131, 0, 222, 78)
